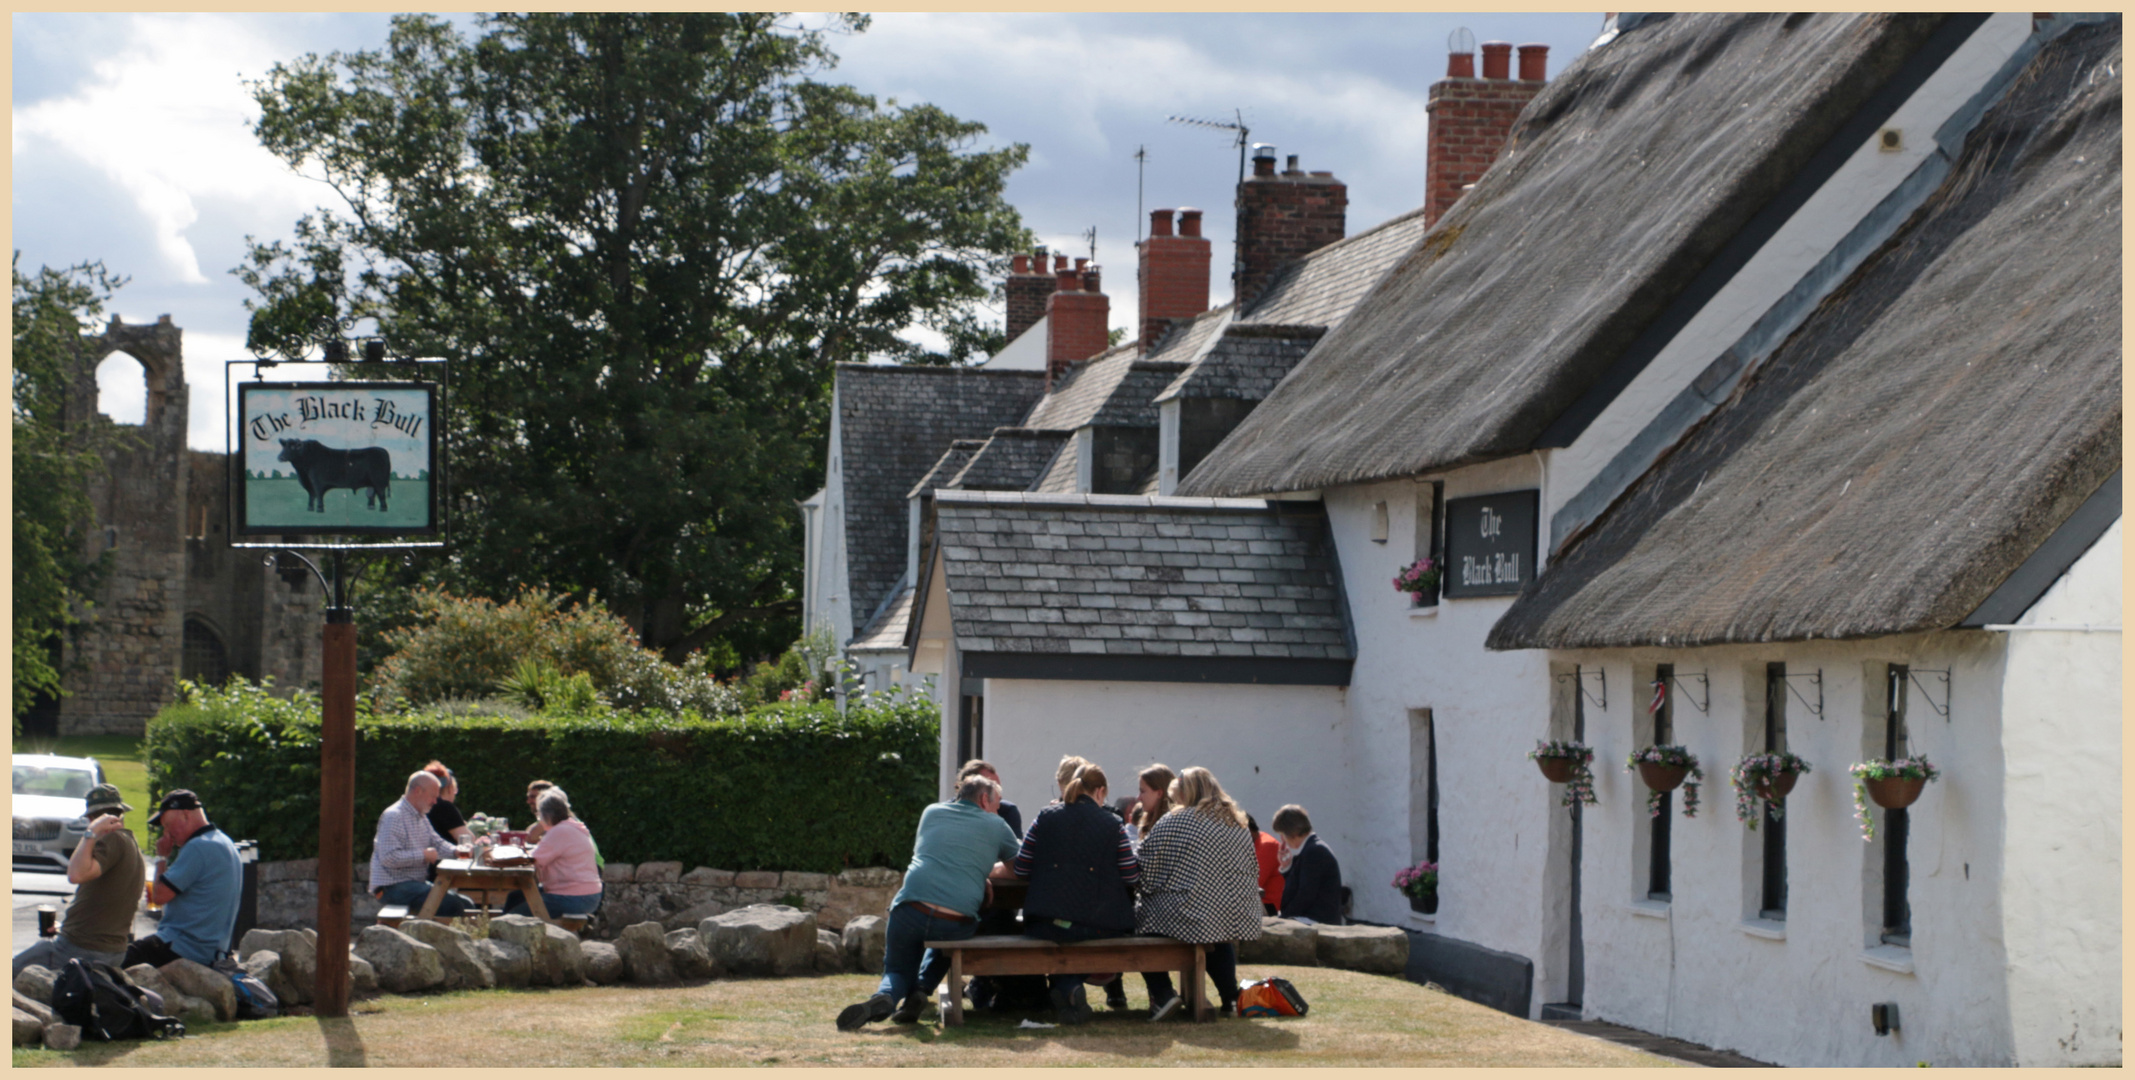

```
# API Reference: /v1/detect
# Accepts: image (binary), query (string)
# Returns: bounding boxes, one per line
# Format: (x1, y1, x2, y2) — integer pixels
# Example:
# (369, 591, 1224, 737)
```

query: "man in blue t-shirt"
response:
(122, 790, 242, 969)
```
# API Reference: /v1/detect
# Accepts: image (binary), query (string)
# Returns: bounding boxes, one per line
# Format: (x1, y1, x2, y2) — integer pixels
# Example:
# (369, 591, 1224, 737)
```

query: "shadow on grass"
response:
(876, 1007, 1304, 1058)
(318, 1015, 366, 1067)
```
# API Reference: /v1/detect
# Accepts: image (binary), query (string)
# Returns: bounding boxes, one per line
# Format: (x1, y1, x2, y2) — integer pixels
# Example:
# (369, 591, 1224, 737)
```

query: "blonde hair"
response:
(1136, 763, 1177, 838)
(1168, 766, 1248, 830)
(1062, 764, 1109, 805)
(1053, 755, 1090, 796)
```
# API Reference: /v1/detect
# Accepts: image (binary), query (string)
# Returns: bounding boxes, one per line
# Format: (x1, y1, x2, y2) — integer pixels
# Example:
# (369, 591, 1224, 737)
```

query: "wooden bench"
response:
(923, 935, 1212, 1026)
(376, 905, 588, 935)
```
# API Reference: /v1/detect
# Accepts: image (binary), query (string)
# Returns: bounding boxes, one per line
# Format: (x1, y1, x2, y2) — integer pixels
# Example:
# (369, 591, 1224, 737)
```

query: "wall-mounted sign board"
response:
(1443, 489, 1538, 598)
(235, 382, 439, 536)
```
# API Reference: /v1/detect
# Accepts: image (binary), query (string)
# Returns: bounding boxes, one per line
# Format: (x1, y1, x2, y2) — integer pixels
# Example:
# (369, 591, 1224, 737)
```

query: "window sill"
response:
(1627, 899, 1670, 920)
(1860, 944, 1915, 974)
(1408, 604, 1439, 619)
(1407, 910, 1436, 926)
(1739, 918, 1787, 941)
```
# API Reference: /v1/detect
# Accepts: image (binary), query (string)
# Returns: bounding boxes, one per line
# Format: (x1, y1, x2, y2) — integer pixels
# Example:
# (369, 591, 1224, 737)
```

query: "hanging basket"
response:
(1536, 757, 1577, 783)
(1755, 770, 1801, 802)
(1637, 762, 1690, 793)
(1862, 775, 1926, 810)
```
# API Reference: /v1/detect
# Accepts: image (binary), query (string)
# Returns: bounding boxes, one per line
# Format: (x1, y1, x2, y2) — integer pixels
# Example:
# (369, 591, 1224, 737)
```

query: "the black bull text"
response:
(276, 438, 391, 513)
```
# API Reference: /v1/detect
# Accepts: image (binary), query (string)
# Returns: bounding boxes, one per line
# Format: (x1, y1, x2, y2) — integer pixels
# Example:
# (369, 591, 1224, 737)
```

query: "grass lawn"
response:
(13, 734, 152, 840)
(12, 966, 1679, 1068)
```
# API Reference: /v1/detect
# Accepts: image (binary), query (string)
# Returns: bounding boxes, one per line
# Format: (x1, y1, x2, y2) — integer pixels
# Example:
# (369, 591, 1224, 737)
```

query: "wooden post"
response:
(314, 615, 357, 1017)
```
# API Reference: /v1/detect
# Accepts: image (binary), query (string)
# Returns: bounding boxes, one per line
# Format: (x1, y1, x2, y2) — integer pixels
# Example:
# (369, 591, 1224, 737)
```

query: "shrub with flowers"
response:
(1727, 751, 1812, 829)
(1393, 558, 1441, 603)
(1847, 755, 1940, 841)
(1392, 859, 1438, 906)
(1625, 744, 1702, 818)
(1529, 739, 1597, 808)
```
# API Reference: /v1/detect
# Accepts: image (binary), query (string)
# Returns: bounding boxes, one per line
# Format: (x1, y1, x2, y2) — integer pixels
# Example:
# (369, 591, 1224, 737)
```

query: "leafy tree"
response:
(11, 255, 123, 730)
(237, 14, 1031, 663)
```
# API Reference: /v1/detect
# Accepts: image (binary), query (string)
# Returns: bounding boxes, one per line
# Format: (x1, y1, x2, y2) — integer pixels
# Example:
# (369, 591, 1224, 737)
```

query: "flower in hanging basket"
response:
(1529, 740, 1597, 808)
(1847, 756, 1940, 841)
(1625, 744, 1702, 818)
(1728, 751, 1812, 829)
(1393, 558, 1442, 603)
(1392, 860, 1439, 903)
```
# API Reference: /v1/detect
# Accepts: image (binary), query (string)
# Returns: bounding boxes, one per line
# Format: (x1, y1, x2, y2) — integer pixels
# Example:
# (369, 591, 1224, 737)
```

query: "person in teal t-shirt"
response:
(123, 790, 242, 969)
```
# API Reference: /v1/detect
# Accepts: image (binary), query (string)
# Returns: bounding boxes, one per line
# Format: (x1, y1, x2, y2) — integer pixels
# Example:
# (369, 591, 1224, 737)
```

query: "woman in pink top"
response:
(504, 786, 604, 918)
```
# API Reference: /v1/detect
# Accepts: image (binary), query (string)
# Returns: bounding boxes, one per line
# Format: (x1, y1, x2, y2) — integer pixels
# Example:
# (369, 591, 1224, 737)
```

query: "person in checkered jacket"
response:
(1132, 766, 1264, 1017)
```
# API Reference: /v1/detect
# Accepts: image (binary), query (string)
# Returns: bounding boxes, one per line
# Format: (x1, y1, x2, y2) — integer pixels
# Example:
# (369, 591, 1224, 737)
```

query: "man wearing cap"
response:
(122, 789, 244, 969)
(12, 785, 144, 975)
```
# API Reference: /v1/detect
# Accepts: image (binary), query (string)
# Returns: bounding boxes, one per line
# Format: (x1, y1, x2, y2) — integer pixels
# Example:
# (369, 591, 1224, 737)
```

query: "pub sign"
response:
(1442, 489, 1538, 598)
(235, 381, 439, 535)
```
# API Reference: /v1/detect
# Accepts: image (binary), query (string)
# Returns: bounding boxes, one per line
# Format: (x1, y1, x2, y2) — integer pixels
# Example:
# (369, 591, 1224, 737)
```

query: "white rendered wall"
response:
(816, 385, 855, 649)
(1546, 14, 2034, 534)
(976, 678, 1349, 850)
(1997, 518, 2120, 1066)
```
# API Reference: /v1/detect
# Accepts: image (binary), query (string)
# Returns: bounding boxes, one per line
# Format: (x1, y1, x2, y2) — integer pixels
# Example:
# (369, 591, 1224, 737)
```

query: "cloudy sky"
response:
(12, 12, 1602, 449)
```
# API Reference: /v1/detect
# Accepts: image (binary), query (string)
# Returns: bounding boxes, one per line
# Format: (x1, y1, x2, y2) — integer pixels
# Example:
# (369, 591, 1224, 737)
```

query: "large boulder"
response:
(13, 991, 54, 1027)
(161, 958, 238, 1021)
(242, 951, 302, 1011)
(347, 955, 379, 997)
(486, 917, 553, 986)
(43, 1022, 81, 1051)
(1238, 917, 1318, 966)
(240, 928, 317, 1003)
(14, 1007, 43, 1047)
(400, 920, 496, 991)
(472, 938, 534, 989)
(815, 929, 846, 974)
(841, 915, 886, 974)
(581, 941, 624, 985)
(664, 929, 718, 980)
(542, 923, 586, 986)
(660, 899, 726, 933)
(354, 926, 446, 994)
(13, 966, 56, 1006)
(126, 963, 214, 1022)
(617, 922, 678, 985)
(700, 904, 817, 976)
(1314, 925, 1409, 974)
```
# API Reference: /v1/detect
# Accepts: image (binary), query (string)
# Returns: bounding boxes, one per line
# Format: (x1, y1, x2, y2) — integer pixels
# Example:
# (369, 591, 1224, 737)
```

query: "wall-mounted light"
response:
(1370, 502, 1390, 543)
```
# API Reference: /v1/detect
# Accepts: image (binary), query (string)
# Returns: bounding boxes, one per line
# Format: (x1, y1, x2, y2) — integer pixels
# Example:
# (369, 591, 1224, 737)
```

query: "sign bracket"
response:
(1783, 669, 1825, 719)
(1906, 668, 1951, 721)
(1557, 667, 1606, 712)
(1666, 671, 1710, 715)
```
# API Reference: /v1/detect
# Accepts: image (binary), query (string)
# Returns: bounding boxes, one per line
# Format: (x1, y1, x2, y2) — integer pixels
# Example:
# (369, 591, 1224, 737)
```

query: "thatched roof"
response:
(1489, 21, 2122, 650)
(1182, 13, 1957, 497)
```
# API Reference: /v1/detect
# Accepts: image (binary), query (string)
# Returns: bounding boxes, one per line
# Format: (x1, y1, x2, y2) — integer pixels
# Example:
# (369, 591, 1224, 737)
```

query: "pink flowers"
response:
(1392, 859, 1439, 900)
(1393, 558, 1441, 599)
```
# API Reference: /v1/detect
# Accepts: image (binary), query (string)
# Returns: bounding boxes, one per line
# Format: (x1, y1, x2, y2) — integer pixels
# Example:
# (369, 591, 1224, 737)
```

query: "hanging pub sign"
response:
(1442, 489, 1538, 598)
(235, 381, 440, 536)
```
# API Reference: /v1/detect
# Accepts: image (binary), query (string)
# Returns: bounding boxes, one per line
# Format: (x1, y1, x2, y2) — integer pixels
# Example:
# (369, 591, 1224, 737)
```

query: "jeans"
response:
(1142, 941, 1240, 1008)
(377, 878, 473, 916)
(13, 934, 123, 976)
(503, 889, 601, 917)
(876, 902, 977, 1005)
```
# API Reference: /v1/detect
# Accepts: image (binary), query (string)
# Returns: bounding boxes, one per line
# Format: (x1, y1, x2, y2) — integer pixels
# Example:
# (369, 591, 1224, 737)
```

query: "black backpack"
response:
(52, 959, 186, 1041)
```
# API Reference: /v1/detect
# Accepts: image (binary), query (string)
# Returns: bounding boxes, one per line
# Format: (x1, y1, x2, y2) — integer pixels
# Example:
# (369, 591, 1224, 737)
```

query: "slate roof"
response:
(950, 429, 1071, 492)
(850, 583, 914, 652)
(930, 491, 1353, 660)
(1092, 363, 1190, 427)
(1158, 325, 1326, 404)
(907, 440, 988, 500)
(1238, 207, 1431, 328)
(1183, 13, 1958, 496)
(1489, 20, 2123, 650)
(837, 364, 1047, 627)
(1022, 343, 1140, 430)
(1142, 306, 1233, 365)
(1031, 435, 1082, 495)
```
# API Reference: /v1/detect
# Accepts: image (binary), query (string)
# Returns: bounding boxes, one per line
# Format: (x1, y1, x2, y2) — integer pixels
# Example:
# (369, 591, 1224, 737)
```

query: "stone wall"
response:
(254, 858, 904, 942)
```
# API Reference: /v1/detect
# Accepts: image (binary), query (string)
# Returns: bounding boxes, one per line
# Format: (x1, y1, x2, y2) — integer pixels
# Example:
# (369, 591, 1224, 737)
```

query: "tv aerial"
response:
(1166, 109, 1253, 289)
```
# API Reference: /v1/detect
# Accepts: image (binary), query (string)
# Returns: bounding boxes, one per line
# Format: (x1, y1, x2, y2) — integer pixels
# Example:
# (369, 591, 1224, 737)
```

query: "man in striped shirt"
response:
(369, 771, 473, 915)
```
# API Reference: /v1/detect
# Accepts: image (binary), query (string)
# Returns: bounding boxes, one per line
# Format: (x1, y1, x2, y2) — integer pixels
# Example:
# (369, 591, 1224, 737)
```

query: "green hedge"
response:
(143, 681, 939, 873)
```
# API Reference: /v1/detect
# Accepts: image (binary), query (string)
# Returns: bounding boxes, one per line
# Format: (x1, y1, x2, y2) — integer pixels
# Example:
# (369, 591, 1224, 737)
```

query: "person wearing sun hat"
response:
(12, 784, 144, 975)
(121, 789, 244, 969)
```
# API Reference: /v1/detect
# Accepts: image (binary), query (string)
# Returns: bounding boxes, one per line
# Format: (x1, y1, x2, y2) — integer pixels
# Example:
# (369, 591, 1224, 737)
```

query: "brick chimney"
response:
(1234, 144, 1346, 309)
(1138, 207, 1212, 352)
(1424, 37, 1549, 228)
(1045, 260, 1110, 390)
(1004, 246, 1059, 344)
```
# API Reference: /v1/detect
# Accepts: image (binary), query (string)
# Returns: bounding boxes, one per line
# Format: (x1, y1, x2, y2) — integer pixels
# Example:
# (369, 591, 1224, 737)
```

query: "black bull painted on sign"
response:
(276, 438, 392, 513)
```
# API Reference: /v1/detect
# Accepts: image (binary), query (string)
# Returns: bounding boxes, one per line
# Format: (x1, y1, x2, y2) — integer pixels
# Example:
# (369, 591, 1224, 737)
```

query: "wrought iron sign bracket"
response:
(1668, 671, 1710, 715)
(1907, 668, 1951, 721)
(1557, 668, 1607, 712)
(1784, 669, 1825, 719)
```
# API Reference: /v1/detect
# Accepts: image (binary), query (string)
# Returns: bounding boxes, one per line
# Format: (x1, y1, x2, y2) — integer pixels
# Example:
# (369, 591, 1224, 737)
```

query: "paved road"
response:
(11, 869, 161, 964)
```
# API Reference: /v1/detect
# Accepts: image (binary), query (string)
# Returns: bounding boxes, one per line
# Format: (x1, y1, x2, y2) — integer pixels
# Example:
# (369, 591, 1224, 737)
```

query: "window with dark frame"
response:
(1881, 665, 1913, 945)
(1648, 664, 1674, 900)
(1761, 662, 1789, 919)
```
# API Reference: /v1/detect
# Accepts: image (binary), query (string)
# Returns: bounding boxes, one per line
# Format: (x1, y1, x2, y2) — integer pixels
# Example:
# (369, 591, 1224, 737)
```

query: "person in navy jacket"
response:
(1272, 804, 1344, 925)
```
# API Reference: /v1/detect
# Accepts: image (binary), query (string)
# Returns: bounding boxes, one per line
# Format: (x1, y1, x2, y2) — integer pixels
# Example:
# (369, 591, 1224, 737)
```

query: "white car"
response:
(12, 753, 108, 875)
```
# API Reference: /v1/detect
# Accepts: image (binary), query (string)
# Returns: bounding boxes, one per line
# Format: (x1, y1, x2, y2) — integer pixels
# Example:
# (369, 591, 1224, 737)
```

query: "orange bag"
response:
(1235, 976, 1309, 1017)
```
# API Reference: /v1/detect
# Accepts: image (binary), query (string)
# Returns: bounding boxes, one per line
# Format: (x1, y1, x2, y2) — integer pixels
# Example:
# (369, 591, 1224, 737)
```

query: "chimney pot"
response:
(1074, 257, 1088, 273)
(1054, 254, 1069, 272)
(1149, 208, 1175, 237)
(1284, 154, 1302, 175)
(1518, 43, 1549, 81)
(1447, 51, 1476, 78)
(1481, 41, 1513, 80)
(1012, 254, 1030, 274)
(1056, 267, 1080, 291)
(1177, 208, 1203, 237)
(1251, 143, 1278, 178)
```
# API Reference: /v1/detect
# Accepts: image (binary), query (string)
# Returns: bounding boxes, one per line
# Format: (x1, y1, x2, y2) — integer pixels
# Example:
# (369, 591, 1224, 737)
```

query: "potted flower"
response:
(1625, 745, 1702, 818)
(1849, 755, 1940, 841)
(1393, 557, 1441, 606)
(1393, 859, 1439, 915)
(1529, 740, 1597, 808)
(1728, 751, 1812, 829)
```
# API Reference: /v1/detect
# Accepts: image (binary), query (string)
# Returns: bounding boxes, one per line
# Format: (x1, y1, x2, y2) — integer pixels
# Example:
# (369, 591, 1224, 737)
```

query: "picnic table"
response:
(924, 934, 1213, 1026)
